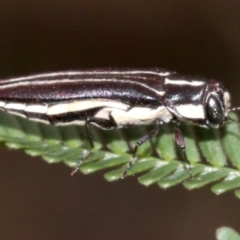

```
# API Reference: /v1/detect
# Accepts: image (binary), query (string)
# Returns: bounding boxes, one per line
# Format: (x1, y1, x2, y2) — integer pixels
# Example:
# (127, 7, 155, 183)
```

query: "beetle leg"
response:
(174, 124, 193, 178)
(122, 124, 161, 178)
(71, 116, 117, 175)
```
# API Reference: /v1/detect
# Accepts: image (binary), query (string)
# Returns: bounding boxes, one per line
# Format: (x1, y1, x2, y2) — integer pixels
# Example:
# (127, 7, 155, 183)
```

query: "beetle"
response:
(0, 68, 238, 176)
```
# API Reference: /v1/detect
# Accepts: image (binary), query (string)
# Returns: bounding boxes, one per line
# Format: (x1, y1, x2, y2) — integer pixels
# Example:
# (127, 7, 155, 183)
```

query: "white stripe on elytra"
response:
(53, 106, 173, 127)
(2, 103, 49, 123)
(25, 105, 47, 113)
(54, 120, 85, 126)
(0, 101, 6, 107)
(5, 103, 26, 110)
(0, 78, 166, 96)
(6, 108, 49, 123)
(0, 101, 174, 128)
(175, 104, 205, 119)
(47, 100, 130, 115)
(3, 102, 47, 114)
(0, 70, 171, 84)
(165, 78, 205, 86)
(110, 106, 173, 127)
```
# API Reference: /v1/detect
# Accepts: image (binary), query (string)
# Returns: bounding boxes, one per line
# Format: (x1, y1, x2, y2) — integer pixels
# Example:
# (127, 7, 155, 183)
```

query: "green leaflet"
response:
(216, 227, 240, 240)
(1, 111, 240, 198)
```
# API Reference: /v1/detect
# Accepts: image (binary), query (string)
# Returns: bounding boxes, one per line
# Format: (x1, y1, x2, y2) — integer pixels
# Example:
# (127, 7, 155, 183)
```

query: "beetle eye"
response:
(206, 95, 225, 125)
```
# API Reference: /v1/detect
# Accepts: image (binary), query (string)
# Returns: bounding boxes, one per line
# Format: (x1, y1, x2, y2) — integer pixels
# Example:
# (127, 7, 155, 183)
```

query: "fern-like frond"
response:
(1, 111, 240, 198)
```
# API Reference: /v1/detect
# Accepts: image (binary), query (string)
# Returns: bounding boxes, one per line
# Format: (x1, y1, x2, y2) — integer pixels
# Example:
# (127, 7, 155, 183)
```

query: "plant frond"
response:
(1, 111, 240, 198)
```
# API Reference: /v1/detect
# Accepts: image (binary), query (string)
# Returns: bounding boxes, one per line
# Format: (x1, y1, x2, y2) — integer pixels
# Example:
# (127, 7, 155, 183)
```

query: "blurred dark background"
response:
(0, 1, 240, 239)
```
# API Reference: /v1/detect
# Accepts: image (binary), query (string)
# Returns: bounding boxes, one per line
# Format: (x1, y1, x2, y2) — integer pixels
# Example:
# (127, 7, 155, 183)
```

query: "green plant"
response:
(1, 111, 240, 198)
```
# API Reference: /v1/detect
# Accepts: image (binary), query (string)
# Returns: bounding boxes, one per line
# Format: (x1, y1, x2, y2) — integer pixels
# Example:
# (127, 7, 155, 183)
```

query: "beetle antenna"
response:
(228, 106, 240, 112)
